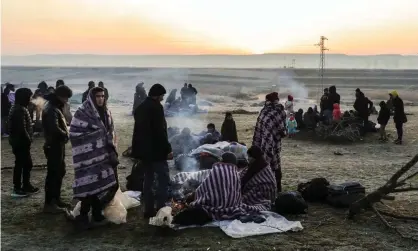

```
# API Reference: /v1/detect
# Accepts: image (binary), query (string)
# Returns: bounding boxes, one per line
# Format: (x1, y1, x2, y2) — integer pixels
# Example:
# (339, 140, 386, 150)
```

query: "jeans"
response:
(395, 122, 403, 141)
(12, 144, 33, 190)
(323, 109, 332, 124)
(44, 143, 66, 204)
(143, 160, 170, 213)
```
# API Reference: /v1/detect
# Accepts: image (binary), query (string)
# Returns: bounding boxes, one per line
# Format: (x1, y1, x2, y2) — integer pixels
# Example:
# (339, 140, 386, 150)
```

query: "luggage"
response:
(297, 177, 330, 202)
(327, 182, 365, 208)
(274, 191, 308, 215)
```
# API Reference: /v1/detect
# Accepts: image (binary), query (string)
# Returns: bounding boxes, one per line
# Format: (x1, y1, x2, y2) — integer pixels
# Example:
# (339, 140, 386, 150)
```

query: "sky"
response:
(1, 0, 418, 55)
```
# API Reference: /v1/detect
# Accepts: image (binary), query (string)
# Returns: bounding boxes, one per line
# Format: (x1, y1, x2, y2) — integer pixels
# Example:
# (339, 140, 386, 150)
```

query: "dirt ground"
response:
(1, 105, 418, 251)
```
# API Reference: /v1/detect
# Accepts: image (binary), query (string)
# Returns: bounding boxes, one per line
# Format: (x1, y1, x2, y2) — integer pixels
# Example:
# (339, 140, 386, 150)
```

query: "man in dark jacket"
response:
(42, 85, 73, 213)
(353, 90, 373, 135)
(1, 84, 13, 137)
(188, 83, 198, 105)
(319, 88, 329, 115)
(82, 81, 95, 103)
(98, 81, 109, 101)
(8, 88, 39, 197)
(131, 83, 173, 218)
(54, 79, 72, 124)
(132, 82, 147, 115)
(390, 91, 407, 144)
(324, 86, 340, 124)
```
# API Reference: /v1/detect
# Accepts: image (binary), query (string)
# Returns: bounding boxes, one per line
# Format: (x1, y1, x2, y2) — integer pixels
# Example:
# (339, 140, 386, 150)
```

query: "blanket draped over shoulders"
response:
(190, 163, 245, 220)
(69, 93, 118, 200)
(252, 100, 285, 171)
(240, 166, 277, 212)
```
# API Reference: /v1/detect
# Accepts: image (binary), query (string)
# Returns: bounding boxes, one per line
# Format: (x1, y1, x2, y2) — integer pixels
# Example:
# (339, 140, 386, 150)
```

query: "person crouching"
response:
(69, 87, 119, 230)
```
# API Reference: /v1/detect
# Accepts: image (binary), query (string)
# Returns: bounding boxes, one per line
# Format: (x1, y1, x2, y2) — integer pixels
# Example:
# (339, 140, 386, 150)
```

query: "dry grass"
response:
(2, 106, 418, 251)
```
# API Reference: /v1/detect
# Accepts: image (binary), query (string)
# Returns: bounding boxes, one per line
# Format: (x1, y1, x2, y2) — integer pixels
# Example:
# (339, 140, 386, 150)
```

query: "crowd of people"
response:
(1, 78, 409, 230)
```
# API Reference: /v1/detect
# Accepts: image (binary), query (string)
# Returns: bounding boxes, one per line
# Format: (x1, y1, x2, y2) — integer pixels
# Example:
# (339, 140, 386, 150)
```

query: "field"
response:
(2, 104, 418, 251)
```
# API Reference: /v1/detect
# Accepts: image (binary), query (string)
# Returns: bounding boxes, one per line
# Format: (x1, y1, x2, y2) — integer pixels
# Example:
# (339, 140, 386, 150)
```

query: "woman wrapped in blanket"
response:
(68, 87, 119, 230)
(173, 148, 276, 226)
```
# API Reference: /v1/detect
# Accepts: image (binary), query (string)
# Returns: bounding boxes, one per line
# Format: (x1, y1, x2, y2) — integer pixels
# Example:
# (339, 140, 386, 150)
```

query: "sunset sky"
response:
(2, 0, 417, 55)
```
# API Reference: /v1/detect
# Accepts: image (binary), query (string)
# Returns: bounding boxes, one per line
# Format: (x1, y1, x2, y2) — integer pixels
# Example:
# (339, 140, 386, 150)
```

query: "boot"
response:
(43, 203, 65, 214)
(74, 214, 91, 231)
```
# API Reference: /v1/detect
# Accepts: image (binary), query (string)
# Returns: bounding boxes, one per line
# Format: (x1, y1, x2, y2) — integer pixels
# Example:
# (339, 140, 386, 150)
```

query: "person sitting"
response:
(377, 101, 390, 142)
(295, 109, 304, 130)
(240, 145, 277, 213)
(286, 113, 298, 138)
(332, 103, 342, 122)
(132, 82, 147, 115)
(221, 112, 238, 142)
(199, 123, 221, 143)
(165, 89, 177, 106)
(169, 127, 200, 156)
(304, 107, 317, 130)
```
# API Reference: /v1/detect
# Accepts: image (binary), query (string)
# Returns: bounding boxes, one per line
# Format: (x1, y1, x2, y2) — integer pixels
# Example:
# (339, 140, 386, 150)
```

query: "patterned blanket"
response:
(69, 91, 118, 199)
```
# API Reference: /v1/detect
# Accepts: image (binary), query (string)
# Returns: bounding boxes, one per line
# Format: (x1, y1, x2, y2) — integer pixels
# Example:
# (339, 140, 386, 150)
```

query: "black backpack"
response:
(274, 191, 308, 215)
(126, 160, 145, 192)
(297, 178, 330, 202)
(327, 182, 365, 208)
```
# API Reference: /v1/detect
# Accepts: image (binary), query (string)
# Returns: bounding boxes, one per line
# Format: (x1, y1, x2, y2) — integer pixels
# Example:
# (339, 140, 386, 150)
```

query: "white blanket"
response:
(174, 211, 303, 238)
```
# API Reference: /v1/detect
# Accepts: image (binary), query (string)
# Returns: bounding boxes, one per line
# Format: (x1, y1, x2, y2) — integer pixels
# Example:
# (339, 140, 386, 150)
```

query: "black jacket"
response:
(42, 94, 69, 146)
(319, 94, 329, 112)
(353, 93, 373, 119)
(392, 97, 407, 124)
(327, 87, 340, 110)
(221, 119, 238, 142)
(8, 105, 33, 147)
(1, 92, 11, 118)
(131, 97, 172, 162)
(377, 106, 390, 125)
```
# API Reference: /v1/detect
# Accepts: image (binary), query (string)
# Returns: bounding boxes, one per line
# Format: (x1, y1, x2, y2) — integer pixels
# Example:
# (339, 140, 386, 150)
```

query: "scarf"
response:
(252, 100, 285, 171)
(69, 90, 117, 199)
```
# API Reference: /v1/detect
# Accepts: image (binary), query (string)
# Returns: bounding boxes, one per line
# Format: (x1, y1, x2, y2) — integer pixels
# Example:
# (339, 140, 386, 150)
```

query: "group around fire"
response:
(1, 79, 407, 230)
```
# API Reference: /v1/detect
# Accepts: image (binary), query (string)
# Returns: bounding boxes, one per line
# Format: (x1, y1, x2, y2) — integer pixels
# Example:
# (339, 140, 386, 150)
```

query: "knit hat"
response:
(148, 83, 166, 97)
(221, 152, 237, 165)
(266, 92, 279, 102)
(389, 90, 398, 97)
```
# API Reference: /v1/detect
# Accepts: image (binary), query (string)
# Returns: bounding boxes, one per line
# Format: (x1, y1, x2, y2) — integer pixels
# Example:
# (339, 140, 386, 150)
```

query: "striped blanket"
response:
(190, 163, 245, 220)
(240, 166, 277, 212)
(69, 91, 118, 199)
(170, 170, 211, 201)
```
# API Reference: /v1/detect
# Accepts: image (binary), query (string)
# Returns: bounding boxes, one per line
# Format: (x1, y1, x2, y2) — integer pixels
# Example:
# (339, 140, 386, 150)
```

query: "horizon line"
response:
(2, 53, 417, 57)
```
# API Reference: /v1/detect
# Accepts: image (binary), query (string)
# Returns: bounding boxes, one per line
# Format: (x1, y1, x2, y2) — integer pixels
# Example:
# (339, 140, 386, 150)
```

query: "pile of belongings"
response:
(174, 141, 249, 171)
(315, 116, 368, 142)
(297, 177, 366, 208)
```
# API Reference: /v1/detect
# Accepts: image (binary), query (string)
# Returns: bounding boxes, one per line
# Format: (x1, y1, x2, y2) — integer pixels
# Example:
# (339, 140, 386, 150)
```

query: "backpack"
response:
(297, 178, 330, 202)
(274, 191, 308, 215)
(327, 182, 365, 208)
(126, 160, 145, 192)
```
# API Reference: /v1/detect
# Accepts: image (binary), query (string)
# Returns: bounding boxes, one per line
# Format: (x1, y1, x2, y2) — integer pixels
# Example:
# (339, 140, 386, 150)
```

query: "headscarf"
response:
(390, 90, 398, 98)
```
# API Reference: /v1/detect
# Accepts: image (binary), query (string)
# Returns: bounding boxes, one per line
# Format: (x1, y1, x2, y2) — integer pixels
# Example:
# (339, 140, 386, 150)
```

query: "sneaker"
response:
(11, 189, 29, 198)
(23, 185, 40, 194)
(43, 203, 66, 214)
(56, 200, 72, 209)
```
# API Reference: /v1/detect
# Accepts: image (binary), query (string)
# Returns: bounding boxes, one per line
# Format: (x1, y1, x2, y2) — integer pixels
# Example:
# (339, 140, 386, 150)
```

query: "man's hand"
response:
(167, 152, 174, 160)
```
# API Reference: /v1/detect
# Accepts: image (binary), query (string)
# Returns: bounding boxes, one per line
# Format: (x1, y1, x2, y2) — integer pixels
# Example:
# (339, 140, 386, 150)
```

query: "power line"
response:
(315, 36, 328, 102)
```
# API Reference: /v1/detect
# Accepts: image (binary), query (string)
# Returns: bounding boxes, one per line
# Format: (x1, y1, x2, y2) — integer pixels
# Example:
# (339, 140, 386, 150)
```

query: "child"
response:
(285, 95, 294, 116)
(332, 103, 342, 122)
(221, 112, 238, 142)
(377, 101, 390, 141)
(286, 113, 298, 138)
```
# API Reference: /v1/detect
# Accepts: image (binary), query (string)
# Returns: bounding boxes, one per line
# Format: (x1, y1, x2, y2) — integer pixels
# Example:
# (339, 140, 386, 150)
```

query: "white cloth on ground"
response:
(174, 211, 303, 238)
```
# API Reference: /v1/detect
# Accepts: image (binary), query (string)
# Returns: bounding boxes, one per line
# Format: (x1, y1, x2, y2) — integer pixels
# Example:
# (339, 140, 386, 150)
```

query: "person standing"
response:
(1, 84, 13, 137)
(252, 92, 285, 192)
(132, 82, 147, 115)
(8, 88, 39, 197)
(42, 85, 73, 213)
(98, 81, 109, 101)
(69, 87, 119, 229)
(82, 81, 95, 103)
(319, 88, 329, 116)
(131, 83, 173, 218)
(55, 79, 72, 125)
(353, 90, 373, 135)
(377, 101, 390, 142)
(390, 91, 407, 145)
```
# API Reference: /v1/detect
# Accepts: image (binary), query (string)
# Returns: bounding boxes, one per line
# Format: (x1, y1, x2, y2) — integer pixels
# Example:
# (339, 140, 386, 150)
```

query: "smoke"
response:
(273, 69, 309, 101)
(31, 96, 46, 109)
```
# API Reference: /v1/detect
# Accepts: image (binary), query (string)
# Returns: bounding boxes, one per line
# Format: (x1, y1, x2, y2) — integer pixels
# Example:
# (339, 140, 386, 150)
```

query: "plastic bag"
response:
(149, 206, 173, 227)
